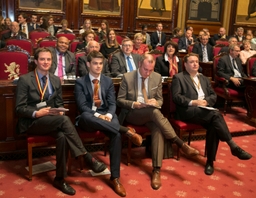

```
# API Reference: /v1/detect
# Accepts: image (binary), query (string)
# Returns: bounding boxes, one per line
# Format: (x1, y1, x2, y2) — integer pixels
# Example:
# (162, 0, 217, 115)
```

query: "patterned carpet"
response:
(0, 107, 255, 198)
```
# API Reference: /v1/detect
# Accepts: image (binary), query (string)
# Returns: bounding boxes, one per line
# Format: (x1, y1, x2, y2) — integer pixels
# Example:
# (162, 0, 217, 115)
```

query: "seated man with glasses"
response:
(217, 44, 247, 91)
(110, 38, 142, 77)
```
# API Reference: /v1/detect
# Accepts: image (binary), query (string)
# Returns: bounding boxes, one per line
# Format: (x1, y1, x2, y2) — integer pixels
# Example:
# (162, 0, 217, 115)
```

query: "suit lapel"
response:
(184, 71, 197, 92)
(85, 75, 93, 101)
(31, 71, 40, 96)
(121, 52, 127, 72)
(100, 75, 105, 103)
(134, 72, 138, 100)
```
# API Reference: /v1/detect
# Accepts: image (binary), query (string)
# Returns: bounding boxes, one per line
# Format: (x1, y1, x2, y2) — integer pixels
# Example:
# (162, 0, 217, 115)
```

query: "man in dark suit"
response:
(234, 27, 245, 42)
(74, 51, 142, 197)
(18, 13, 34, 39)
(171, 53, 252, 175)
(178, 29, 194, 50)
(150, 22, 166, 49)
(0, 21, 27, 48)
(213, 27, 229, 41)
(117, 54, 199, 190)
(252, 61, 256, 76)
(192, 34, 214, 62)
(219, 37, 238, 54)
(78, 40, 110, 77)
(15, 47, 107, 196)
(110, 38, 142, 77)
(48, 36, 76, 78)
(30, 14, 40, 30)
(217, 44, 247, 91)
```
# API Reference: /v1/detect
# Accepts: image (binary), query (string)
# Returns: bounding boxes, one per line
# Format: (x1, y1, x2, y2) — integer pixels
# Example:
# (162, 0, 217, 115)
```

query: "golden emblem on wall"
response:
(4, 62, 20, 80)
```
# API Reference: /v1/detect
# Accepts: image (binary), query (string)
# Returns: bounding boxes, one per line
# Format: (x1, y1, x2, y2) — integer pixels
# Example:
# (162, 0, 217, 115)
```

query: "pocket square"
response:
(151, 86, 158, 90)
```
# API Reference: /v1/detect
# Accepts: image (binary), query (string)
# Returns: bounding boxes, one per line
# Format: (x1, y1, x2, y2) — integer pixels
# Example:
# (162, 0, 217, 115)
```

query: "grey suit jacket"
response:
(110, 51, 142, 77)
(48, 47, 76, 76)
(74, 74, 116, 118)
(217, 54, 247, 80)
(192, 43, 214, 61)
(171, 71, 217, 120)
(78, 55, 111, 77)
(15, 71, 63, 134)
(117, 70, 163, 124)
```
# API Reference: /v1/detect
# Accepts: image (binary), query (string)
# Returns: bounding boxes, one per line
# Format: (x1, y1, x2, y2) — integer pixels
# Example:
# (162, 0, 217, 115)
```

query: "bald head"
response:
(11, 21, 20, 33)
(87, 40, 100, 53)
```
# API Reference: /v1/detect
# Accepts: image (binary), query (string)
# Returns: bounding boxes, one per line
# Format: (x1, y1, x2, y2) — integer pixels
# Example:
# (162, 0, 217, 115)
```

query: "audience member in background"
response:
(246, 29, 253, 37)
(141, 24, 151, 46)
(186, 26, 197, 41)
(171, 27, 183, 38)
(213, 27, 229, 41)
(150, 22, 166, 49)
(79, 19, 94, 35)
(39, 16, 48, 30)
(76, 30, 95, 52)
(47, 15, 58, 36)
(171, 53, 252, 176)
(98, 20, 109, 42)
(15, 47, 106, 196)
(132, 33, 149, 55)
(48, 36, 76, 78)
(117, 54, 199, 190)
(250, 30, 256, 45)
(1, 21, 26, 48)
(4, 17, 12, 30)
(110, 38, 142, 77)
(57, 19, 73, 33)
(18, 13, 34, 39)
(75, 50, 142, 197)
(219, 37, 238, 54)
(78, 40, 111, 77)
(203, 28, 216, 46)
(30, 14, 39, 30)
(234, 27, 245, 42)
(192, 33, 214, 62)
(239, 40, 256, 64)
(100, 29, 120, 59)
(196, 30, 206, 43)
(217, 44, 247, 91)
(178, 29, 194, 50)
(155, 41, 182, 77)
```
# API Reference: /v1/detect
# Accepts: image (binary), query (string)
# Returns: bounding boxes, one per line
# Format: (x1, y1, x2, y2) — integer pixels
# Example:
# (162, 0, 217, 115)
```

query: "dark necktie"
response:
(158, 32, 162, 44)
(141, 77, 148, 103)
(92, 79, 101, 108)
(232, 59, 238, 70)
(127, 56, 134, 72)
(41, 76, 49, 100)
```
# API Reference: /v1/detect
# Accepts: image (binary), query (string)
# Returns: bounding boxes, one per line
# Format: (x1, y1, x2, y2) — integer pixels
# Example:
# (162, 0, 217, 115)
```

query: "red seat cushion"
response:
(27, 136, 55, 144)
(214, 87, 244, 97)
(169, 118, 203, 130)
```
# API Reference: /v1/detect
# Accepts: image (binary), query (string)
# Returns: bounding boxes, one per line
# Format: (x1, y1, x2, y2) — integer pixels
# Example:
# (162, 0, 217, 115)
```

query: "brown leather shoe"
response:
(181, 143, 199, 156)
(126, 127, 143, 146)
(151, 170, 161, 190)
(110, 178, 126, 197)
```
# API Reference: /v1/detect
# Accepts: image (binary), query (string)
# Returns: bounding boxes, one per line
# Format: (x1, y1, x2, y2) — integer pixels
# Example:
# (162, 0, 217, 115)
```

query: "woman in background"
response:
(76, 30, 95, 52)
(100, 29, 120, 59)
(57, 19, 73, 33)
(132, 33, 149, 55)
(79, 19, 94, 35)
(240, 39, 256, 64)
(141, 24, 151, 46)
(4, 17, 12, 30)
(155, 41, 182, 77)
(98, 20, 109, 42)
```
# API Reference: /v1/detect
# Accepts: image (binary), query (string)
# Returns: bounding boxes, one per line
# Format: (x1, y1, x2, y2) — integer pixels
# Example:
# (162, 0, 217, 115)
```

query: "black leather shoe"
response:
(85, 158, 107, 173)
(204, 162, 214, 175)
(231, 147, 252, 160)
(53, 178, 76, 195)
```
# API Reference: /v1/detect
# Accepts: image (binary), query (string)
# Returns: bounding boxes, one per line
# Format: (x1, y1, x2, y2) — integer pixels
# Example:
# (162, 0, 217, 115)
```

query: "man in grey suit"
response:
(110, 38, 142, 77)
(117, 54, 199, 190)
(171, 53, 251, 175)
(192, 34, 213, 62)
(75, 51, 142, 197)
(48, 36, 76, 78)
(78, 40, 111, 77)
(15, 48, 106, 196)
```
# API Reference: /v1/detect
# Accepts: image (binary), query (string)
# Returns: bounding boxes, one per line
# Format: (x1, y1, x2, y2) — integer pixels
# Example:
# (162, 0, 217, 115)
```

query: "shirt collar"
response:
(89, 73, 101, 82)
(164, 53, 179, 62)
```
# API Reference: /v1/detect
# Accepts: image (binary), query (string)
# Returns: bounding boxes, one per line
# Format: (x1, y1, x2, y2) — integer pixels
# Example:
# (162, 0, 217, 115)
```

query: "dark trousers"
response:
(78, 112, 121, 178)
(26, 115, 87, 178)
(183, 109, 232, 162)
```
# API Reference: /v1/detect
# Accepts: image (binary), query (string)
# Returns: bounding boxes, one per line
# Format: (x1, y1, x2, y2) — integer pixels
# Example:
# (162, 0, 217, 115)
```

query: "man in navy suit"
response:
(150, 22, 166, 49)
(74, 50, 142, 197)
(178, 29, 194, 50)
(15, 47, 107, 196)
(30, 14, 40, 30)
(171, 53, 252, 176)
(17, 13, 34, 39)
(192, 34, 213, 62)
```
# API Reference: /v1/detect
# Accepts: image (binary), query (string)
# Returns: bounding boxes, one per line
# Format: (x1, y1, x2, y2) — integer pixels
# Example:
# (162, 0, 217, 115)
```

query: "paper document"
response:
(25, 161, 56, 175)
(51, 107, 69, 112)
(198, 106, 219, 111)
(89, 168, 110, 176)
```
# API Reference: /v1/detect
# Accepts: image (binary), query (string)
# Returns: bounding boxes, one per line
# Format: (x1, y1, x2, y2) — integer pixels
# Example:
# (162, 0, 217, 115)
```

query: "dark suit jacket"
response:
(150, 31, 166, 49)
(178, 36, 192, 50)
(117, 70, 163, 124)
(19, 23, 34, 36)
(219, 46, 229, 54)
(1, 31, 27, 48)
(15, 71, 63, 134)
(78, 55, 111, 77)
(234, 35, 246, 42)
(155, 55, 182, 76)
(251, 61, 256, 77)
(110, 51, 142, 77)
(171, 71, 217, 120)
(192, 43, 214, 61)
(213, 34, 230, 41)
(217, 54, 247, 81)
(74, 74, 116, 118)
(30, 23, 40, 30)
(48, 47, 76, 76)
(75, 42, 86, 52)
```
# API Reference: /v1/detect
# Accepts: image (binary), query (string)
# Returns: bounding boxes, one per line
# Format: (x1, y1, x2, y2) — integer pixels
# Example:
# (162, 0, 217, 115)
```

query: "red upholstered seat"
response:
(29, 29, 50, 48)
(215, 39, 229, 46)
(75, 51, 86, 77)
(56, 33, 76, 41)
(6, 38, 33, 55)
(70, 39, 82, 52)
(246, 54, 256, 77)
(116, 35, 124, 44)
(148, 49, 163, 60)
(156, 46, 164, 52)
(171, 37, 179, 44)
(38, 37, 57, 48)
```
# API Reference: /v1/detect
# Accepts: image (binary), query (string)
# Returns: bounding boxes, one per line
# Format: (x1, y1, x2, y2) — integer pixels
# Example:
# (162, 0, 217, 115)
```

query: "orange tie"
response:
(92, 79, 101, 108)
(141, 77, 148, 103)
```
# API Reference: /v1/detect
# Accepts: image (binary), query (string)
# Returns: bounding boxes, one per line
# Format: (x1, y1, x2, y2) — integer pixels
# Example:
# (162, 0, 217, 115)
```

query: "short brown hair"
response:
(87, 50, 104, 62)
(183, 53, 199, 63)
(34, 47, 52, 60)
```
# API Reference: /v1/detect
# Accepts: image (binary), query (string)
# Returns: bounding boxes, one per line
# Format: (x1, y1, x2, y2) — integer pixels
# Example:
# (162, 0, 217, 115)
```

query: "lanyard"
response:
(34, 70, 48, 102)
(191, 75, 201, 90)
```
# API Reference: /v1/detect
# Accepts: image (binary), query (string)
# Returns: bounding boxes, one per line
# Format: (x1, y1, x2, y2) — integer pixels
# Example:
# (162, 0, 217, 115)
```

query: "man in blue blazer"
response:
(74, 51, 142, 197)
(178, 29, 194, 50)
